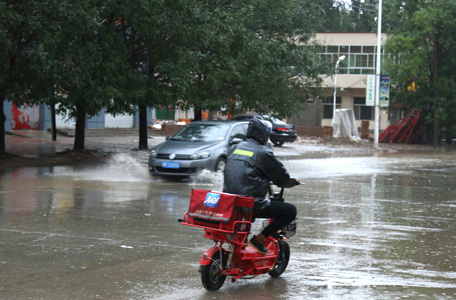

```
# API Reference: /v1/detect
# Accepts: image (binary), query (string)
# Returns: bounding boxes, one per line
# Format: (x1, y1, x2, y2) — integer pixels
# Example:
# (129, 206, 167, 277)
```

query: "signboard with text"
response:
(366, 75, 375, 106)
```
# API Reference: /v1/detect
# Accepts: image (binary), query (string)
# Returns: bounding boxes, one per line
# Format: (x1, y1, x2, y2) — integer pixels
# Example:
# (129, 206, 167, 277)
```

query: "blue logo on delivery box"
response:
(204, 193, 220, 208)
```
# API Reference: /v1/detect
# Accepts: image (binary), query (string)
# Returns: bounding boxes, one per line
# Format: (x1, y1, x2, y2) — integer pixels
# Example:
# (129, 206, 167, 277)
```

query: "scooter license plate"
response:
(162, 161, 180, 169)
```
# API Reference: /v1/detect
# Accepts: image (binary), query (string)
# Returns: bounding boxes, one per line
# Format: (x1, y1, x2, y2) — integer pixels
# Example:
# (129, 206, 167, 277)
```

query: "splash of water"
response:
(187, 169, 224, 191)
(54, 153, 152, 182)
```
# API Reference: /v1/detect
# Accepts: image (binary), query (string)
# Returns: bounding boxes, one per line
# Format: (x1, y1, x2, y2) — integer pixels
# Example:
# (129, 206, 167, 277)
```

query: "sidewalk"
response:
(5, 129, 166, 157)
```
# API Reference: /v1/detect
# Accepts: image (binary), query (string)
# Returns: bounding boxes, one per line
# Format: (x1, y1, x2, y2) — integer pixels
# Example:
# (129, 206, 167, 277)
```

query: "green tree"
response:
(232, 0, 326, 117)
(179, 0, 327, 119)
(316, 0, 352, 32)
(382, 0, 421, 34)
(0, 1, 48, 153)
(350, 0, 378, 32)
(385, 0, 456, 146)
(44, 1, 127, 151)
(110, 0, 198, 149)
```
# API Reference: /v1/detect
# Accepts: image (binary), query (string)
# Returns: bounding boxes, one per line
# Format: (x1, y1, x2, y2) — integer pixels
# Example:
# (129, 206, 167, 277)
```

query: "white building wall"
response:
(55, 113, 76, 128)
(105, 113, 134, 128)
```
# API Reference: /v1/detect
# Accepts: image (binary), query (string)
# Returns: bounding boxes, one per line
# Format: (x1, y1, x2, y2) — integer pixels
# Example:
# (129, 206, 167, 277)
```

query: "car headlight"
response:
(190, 151, 210, 160)
(150, 149, 158, 158)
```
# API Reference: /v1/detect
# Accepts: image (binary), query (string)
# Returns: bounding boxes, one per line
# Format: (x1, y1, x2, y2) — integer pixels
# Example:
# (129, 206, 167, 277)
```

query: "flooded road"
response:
(1, 150, 456, 299)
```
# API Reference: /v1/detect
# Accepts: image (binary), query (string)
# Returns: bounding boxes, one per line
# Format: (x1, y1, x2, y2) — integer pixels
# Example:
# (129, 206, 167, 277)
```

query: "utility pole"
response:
(374, 0, 383, 148)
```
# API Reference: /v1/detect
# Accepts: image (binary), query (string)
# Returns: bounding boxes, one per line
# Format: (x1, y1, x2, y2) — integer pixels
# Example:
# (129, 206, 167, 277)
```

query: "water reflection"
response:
(281, 154, 456, 299)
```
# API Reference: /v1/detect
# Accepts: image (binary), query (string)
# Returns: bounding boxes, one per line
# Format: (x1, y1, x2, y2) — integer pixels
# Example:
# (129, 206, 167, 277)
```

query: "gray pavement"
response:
(1, 141, 456, 299)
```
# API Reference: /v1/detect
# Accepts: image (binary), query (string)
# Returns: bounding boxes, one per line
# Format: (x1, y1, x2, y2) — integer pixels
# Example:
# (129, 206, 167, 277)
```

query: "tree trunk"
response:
(138, 105, 148, 149)
(433, 113, 439, 147)
(194, 108, 202, 121)
(0, 98, 6, 154)
(73, 105, 86, 151)
(446, 132, 452, 145)
(432, 36, 440, 148)
(51, 104, 56, 141)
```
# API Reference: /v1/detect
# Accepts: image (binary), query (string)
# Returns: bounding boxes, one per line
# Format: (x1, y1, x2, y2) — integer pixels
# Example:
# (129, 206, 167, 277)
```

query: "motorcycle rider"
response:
(223, 116, 299, 255)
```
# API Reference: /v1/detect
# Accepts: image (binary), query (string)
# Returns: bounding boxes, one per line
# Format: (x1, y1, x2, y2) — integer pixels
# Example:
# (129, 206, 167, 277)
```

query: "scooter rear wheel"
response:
(269, 240, 290, 277)
(200, 251, 227, 291)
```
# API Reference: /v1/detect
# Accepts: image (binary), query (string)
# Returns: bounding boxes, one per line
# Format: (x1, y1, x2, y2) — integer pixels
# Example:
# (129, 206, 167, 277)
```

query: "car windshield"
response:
(171, 123, 230, 142)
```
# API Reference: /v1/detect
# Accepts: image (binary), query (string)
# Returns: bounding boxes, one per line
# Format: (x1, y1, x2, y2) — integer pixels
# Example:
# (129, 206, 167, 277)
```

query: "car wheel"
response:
(214, 158, 226, 173)
(272, 140, 284, 147)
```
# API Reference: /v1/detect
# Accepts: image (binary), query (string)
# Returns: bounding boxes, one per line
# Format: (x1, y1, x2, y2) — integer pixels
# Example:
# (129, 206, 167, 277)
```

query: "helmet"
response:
(262, 120, 273, 134)
(247, 117, 272, 145)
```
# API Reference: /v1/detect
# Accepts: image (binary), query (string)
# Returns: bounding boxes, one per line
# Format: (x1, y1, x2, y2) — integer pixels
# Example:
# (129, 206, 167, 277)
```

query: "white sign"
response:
(366, 75, 375, 106)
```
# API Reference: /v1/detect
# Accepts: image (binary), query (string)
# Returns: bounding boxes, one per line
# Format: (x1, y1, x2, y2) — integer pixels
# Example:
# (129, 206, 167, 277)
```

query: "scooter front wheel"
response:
(269, 240, 290, 277)
(199, 251, 227, 291)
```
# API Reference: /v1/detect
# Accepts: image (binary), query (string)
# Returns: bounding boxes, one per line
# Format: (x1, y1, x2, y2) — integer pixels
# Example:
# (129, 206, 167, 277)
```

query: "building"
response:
(290, 32, 391, 134)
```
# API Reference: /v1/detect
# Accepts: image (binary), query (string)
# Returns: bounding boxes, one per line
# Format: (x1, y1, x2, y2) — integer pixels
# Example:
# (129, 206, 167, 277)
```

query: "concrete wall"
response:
(295, 126, 323, 138)
(162, 124, 185, 136)
(39, 105, 52, 131)
(40, 105, 154, 130)
(288, 99, 323, 127)
(86, 112, 105, 129)
(134, 107, 154, 129)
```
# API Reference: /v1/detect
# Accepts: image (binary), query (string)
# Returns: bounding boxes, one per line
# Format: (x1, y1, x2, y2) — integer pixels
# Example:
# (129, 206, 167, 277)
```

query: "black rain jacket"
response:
(223, 117, 299, 212)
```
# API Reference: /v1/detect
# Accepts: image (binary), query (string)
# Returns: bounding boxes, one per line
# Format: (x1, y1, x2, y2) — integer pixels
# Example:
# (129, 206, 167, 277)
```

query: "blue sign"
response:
(380, 74, 390, 107)
(204, 193, 220, 208)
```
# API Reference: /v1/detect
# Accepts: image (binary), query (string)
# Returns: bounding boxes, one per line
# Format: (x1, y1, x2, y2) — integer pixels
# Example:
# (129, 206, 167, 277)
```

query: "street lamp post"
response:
(333, 55, 346, 116)
(374, 0, 383, 148)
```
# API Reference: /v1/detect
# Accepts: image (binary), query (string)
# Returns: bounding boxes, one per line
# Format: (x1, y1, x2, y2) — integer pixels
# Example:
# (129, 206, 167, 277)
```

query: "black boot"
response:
(249, 235, 268, 255)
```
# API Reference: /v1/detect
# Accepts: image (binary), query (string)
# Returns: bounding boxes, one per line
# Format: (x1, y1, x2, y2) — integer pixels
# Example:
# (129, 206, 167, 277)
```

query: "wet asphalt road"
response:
(1, 137, 456, 299)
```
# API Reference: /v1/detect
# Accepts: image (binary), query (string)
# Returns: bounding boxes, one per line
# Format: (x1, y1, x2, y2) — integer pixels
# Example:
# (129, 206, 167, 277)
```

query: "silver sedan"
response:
(148, 120, 249, 176)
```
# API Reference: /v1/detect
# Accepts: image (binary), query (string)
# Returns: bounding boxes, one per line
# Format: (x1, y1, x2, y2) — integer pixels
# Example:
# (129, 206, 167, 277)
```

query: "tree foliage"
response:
(385, 0, 456, 146)
(317, 0, 378, 33)
(48, 1, 128, 150)
(177, 0, 327, 119)
(107, 0, 194, 149)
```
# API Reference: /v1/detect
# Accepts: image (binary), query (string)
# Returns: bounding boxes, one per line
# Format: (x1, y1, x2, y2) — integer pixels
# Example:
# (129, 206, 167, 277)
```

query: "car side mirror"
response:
(230, 137, 243, 145)
(166, 136, 171, 140)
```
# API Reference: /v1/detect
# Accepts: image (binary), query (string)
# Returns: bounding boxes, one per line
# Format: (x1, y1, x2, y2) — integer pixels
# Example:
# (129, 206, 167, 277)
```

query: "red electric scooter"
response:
(180, 186, 297, 291)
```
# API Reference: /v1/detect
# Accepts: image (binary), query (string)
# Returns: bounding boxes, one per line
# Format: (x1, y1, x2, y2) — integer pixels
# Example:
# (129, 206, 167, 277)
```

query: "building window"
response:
(322, 45, 385, 75)
(363, 46, 375, 53)
(327, 46, 338, 53)
(323, 96, 341, 119)
(353, 97, 373, 120)
(350, 46, 362, 53)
